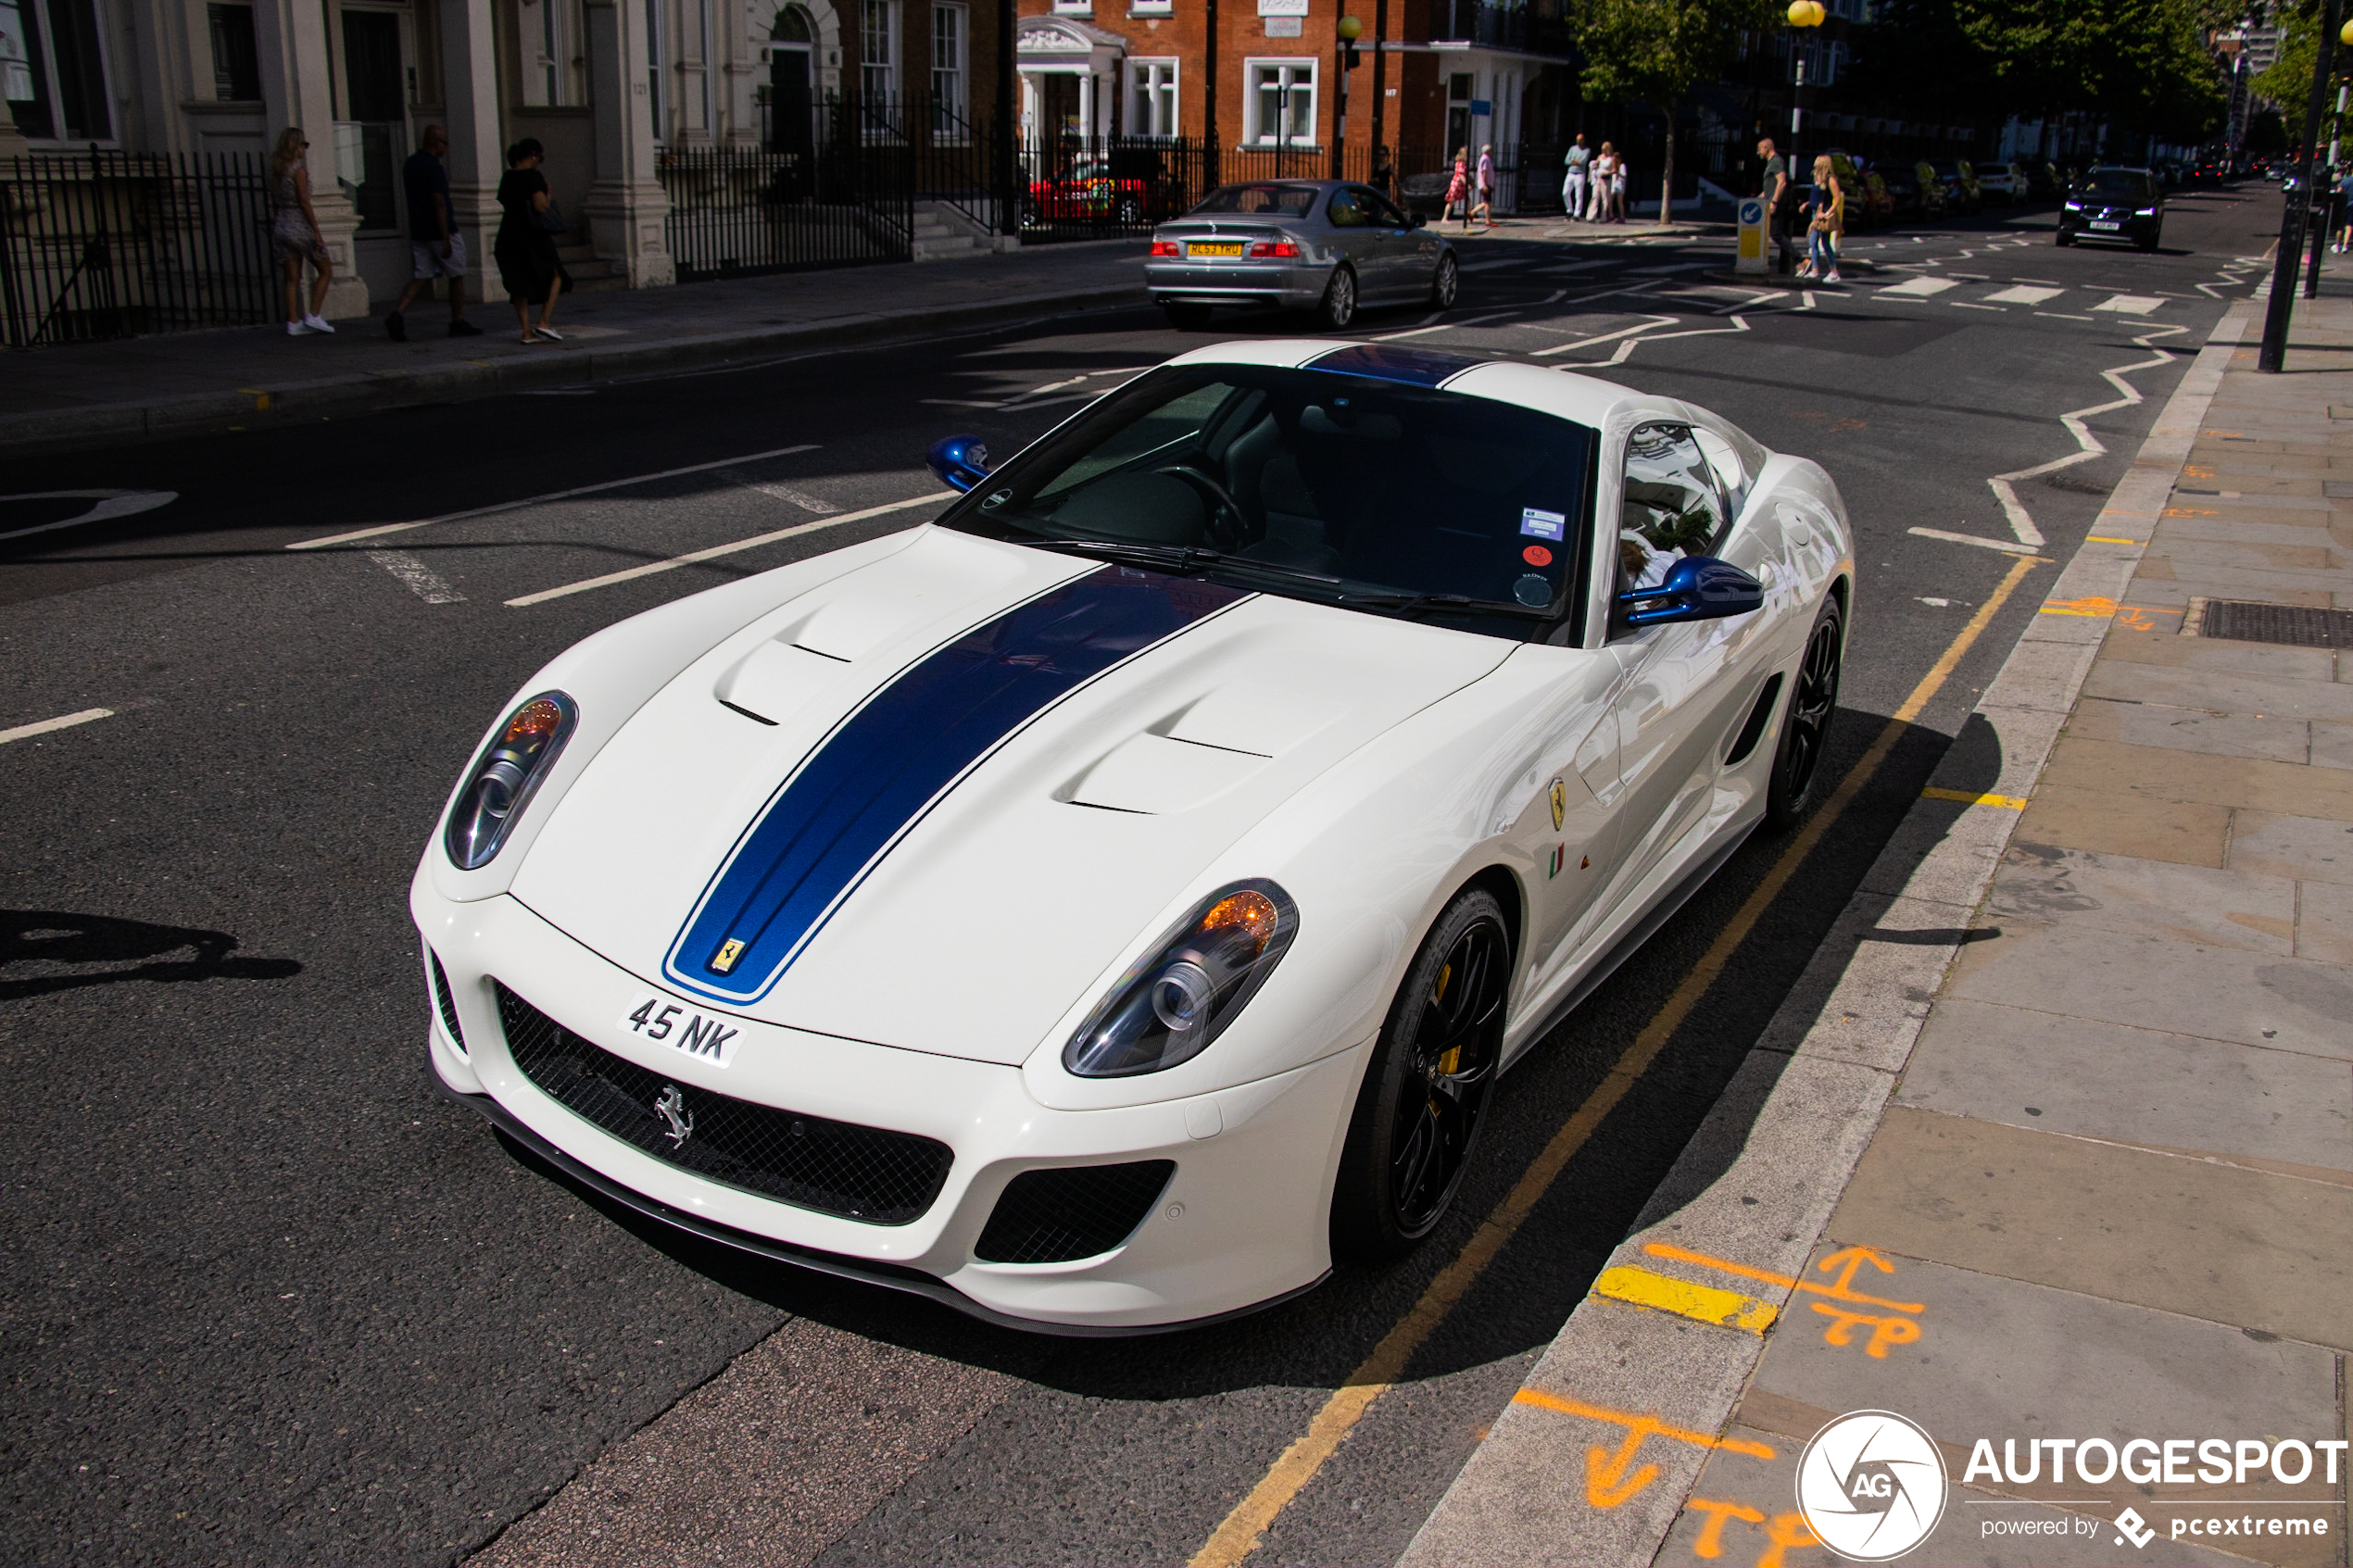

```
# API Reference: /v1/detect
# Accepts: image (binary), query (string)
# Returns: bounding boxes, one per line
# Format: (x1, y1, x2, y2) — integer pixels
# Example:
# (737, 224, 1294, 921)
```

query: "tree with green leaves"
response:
(2254, 0, 2352, 144)
(1574, 0, 1780, 223)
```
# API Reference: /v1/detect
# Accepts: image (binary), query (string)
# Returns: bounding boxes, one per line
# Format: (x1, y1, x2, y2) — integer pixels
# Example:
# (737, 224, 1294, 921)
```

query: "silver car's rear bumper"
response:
(1146, 261, 1327, 308)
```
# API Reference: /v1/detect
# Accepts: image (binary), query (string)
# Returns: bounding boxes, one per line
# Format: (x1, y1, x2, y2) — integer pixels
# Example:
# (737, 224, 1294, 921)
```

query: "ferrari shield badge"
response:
(1549, 778, 1567, 832)
(709, 937, 746, 974)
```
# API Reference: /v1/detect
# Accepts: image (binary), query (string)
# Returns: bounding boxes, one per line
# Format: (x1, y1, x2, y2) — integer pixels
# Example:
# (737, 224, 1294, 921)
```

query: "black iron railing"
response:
(1, 148, 275, 348)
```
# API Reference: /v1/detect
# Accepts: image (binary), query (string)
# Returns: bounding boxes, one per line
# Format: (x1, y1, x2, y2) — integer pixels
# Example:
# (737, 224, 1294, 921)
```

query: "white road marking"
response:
(1629, 261, 1712, 275)
(1949, 301, 2007, 310)
(2009, 276, 2062, 284)
(506, 490, 955, 608)
(2034, 311, 2095, 321)
(367, 549, 466, 603)
(1531, 314, 1679, 357)
(1877, 276, 1959, 297)
(1375, 308, 1520, 341)
(1983, 284, 2063, 305)
(0, 708, 114, 746)
(1906, 526, 2045, 556)
(286, 445, 823, 549)
(2090, 295, 2164, 315)
(0, 490, 178, 543)
(1711, 289, 1782, 315)
(1982, 323, 2185, 548)
(722, 471, 841, 514)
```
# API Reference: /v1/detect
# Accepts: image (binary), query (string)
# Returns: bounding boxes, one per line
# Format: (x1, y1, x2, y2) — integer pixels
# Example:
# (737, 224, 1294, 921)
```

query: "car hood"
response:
(511, 527, 1513, 1065)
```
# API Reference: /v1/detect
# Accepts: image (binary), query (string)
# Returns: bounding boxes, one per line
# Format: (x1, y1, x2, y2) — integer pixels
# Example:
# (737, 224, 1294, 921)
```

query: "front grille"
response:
(975, 1160, 1176, 1263)
(2196, 598, 2353, 649)
(429, 951, 465, 1052)
(494, 983, 952, 1225)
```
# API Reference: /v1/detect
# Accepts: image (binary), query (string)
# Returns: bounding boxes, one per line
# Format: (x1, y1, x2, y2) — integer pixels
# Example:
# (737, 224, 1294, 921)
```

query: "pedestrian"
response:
(495, 138, 573, 344)
(1757, 135, 1798, 275)
(385, 124, 483, 342)
(268, 127, 335, 336)
(1446, 147, 1470, 231)
(1609, 150, 1629, 221)
(1589, 143, 1617, 221)
(1371, 144, 1395, 200)
(1805, 153, 1844, 282)
(2337, 166, 2353, 253)
(1472, 144, 1496, 229)
(1562, 132, 1591, 222)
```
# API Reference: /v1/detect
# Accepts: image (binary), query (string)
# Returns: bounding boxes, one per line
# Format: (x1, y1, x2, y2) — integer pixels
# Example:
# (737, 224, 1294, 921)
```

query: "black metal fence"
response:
(1, 148, 275, 348)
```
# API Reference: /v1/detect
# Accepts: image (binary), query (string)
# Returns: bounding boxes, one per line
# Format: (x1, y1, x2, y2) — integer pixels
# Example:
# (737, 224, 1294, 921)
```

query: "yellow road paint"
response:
(2039, 595, 2116, 616)
(1920, 785, 2028, 809)
(1186, 555, 2041, 1568)
(1592, 1265, 1779, 1333)
(2084, 534, 2144, 545)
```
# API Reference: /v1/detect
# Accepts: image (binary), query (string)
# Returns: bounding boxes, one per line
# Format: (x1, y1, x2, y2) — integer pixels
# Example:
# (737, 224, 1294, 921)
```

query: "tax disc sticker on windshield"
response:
(1519, 508, 1566, 541)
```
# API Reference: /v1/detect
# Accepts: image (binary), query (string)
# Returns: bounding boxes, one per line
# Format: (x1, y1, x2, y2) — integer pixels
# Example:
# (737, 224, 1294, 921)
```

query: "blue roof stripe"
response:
(663, 566, 1248, 1003)
(1305, 343, 1488, 387)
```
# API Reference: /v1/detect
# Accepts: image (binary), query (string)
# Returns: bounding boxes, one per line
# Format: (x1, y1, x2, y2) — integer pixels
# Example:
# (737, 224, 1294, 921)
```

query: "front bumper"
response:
(413, 882, 1357, 1330)
(1146, 259, 1329, 309)
(2059, 210, 2158, 244)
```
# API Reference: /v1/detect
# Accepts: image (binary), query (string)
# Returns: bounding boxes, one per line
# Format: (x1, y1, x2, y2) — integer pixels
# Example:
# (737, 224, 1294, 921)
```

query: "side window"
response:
(1613, 423, 1725, 631)
(1360, 187, 1408, 227)
(1327, 188, 1366, 228)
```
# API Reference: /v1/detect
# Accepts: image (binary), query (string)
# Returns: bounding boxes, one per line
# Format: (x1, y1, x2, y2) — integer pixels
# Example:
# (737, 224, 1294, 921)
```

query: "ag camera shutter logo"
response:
(1796, 1410, 1949, 1561)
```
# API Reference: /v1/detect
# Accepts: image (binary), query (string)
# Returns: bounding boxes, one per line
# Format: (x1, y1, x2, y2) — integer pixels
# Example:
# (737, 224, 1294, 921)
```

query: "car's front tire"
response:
(2055, 230, 2074, 246)
(1330, 887, 1509, 1261)
(1315, 264, 1358, 330)
(1766, 595, 1845, 830)
(1430, 252, 1459, 309)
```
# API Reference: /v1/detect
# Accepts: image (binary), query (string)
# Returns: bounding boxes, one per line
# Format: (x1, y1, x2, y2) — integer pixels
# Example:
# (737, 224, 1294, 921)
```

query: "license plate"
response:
(1188, 241, 1244, 257)
(622, 996, 742, 1064)
(2090, 220, 2120, 231)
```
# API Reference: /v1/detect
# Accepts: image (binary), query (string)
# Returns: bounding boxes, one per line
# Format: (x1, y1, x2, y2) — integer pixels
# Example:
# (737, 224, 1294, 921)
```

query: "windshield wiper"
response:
(1038, 538, 1343, 590)
(1336, 589, 1559, 621)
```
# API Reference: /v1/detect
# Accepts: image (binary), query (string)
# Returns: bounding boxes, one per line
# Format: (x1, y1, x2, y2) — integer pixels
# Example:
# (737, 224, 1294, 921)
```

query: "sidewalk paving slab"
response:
(1405, 283, 2353, 1567)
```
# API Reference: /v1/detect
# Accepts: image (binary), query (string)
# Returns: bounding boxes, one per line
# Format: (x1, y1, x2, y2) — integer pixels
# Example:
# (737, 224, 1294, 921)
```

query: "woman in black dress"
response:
(494, 139, 572, 344)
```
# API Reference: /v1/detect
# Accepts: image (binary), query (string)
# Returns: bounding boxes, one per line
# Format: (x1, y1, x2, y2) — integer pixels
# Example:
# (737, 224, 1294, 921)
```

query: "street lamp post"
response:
(1333, 15, 1363, 181)
(1786, 0, 1824, 178)
(2258, 0, 2346, 371)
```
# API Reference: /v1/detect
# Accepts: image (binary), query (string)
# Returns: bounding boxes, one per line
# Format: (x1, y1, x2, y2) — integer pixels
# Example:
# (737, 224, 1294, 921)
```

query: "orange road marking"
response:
(1757, 1512, 1821, 1568)
(1690, 1498, 1768, 1560)
(1511, 1389, 1776, 1510)
(1810, 1302, 1924, 1357)
(1642, 1241, 1925, 1315)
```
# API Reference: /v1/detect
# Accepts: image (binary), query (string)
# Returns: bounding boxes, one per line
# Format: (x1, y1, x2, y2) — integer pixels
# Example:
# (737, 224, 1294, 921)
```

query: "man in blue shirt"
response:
(384, 124, 482, 340)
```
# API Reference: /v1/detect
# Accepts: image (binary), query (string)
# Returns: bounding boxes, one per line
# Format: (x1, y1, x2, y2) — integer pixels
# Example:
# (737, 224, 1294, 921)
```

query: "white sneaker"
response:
(302, 314, 335, 333)
(286, 320, 311, 335)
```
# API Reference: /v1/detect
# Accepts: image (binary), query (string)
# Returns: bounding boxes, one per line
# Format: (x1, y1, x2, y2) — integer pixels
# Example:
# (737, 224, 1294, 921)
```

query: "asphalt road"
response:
(0, 183, 2284, 1567)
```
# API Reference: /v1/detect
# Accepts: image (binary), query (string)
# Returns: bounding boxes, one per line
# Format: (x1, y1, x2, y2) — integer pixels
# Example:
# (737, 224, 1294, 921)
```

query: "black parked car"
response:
(1880, 163, 1944, 220)
(2057, 166, 2164, 250)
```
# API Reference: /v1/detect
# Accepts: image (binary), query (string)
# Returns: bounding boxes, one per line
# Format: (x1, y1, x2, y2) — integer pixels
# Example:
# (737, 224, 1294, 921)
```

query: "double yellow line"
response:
(1189, 553, 2042, 1568)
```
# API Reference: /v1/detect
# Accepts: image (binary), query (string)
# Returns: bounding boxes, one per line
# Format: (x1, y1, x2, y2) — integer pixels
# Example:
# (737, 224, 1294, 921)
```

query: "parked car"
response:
(1927, 158, 1982, 214)
(1148, 180, 1458, 331)
(1881, 163, 1943, 220)
(1975, 161, 2025, 204)
(1853, 169, 1896, 229)
(2057, 165, 2164, 250)
(1025, 149, 1188, 227)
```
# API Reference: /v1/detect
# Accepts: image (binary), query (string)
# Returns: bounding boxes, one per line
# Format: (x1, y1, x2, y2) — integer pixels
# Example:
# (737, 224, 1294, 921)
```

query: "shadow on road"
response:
(0, 908, 304, 999)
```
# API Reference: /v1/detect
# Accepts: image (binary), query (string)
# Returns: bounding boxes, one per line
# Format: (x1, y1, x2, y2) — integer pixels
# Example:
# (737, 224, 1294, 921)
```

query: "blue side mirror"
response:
(1617, 556, 1764, 629)
(927, 434, 992, 493)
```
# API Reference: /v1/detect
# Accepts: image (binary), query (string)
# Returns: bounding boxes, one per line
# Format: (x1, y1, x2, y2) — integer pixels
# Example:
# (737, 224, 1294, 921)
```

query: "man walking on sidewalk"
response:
(1758, 135, 1797, 275)
(1562, 133, 1591, 223)
(385, 125, 482, 342)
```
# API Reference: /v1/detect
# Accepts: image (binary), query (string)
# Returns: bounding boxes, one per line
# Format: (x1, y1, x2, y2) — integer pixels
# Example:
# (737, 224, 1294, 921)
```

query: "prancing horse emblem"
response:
(654, 1084, 694, 1146)
(1549, 778, 1567, 832)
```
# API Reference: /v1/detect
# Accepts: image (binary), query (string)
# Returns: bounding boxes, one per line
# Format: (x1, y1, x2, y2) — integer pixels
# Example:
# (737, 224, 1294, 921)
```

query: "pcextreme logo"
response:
(1795, 1411, 1949, 1562)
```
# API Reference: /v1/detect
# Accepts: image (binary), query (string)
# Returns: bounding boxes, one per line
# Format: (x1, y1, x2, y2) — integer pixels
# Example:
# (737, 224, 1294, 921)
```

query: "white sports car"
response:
(413, 341, 1855, 1333)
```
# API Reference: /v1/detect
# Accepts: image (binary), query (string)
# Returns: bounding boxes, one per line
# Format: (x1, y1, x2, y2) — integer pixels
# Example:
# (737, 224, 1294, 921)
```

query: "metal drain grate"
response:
(2195, 599, 2353, 648)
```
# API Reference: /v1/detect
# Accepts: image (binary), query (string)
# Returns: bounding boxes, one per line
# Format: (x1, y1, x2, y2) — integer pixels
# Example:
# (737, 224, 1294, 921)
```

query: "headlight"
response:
(445, 692, 576, 870)
(2064, 199, 2082, 210)
(2135, 207, 2157, 216)
(1064, 880, 1300, 1077)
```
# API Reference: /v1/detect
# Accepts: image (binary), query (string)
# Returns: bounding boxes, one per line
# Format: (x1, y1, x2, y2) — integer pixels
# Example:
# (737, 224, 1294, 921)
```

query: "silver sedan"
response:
(1146, 179, 1460, 332)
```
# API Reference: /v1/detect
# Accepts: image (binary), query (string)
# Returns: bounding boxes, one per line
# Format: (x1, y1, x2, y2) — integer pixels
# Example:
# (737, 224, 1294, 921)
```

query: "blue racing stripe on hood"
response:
(664, 565, 1249, 1003)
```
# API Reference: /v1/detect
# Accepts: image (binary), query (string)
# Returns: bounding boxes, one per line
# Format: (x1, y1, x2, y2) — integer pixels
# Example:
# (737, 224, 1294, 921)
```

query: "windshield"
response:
(2083, 169, 2155, 199)
(937, 363, 1597, 635)
(1189, 183, 1321, 217)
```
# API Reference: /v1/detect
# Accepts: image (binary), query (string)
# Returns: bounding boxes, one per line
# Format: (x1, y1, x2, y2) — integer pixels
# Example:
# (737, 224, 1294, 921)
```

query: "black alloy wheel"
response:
(1331, 888, 1510, 1260)
(1316, 264, 1358, 330)
(1766, 596, 1844, 829)
(1430, 252, 1460, 309)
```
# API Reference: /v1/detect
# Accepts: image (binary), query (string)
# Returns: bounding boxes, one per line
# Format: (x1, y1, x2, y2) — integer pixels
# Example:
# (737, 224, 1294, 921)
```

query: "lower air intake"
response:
(975, 1160, 1176, 1264)
(494, 983, 952, 1225)
(429, 951, 466, 1052)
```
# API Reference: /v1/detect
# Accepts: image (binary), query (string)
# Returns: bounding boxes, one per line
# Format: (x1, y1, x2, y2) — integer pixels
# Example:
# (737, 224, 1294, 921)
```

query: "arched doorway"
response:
(768, 5, 816, 163)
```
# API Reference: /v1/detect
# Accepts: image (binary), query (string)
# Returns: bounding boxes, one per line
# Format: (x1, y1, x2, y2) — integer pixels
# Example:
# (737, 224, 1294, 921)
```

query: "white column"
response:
(584, 0, 677, 286)
(251, 0, 369, 316)
(437, 0, 506, 303)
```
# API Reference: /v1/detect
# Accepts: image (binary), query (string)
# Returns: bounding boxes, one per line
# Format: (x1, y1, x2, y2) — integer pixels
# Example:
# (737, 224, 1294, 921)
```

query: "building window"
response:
(207, 4, 260, 100)
(522, 0, 586, 107)
(861, 0, 897, 100)
(1129, 0, 1172, 12)
(930, 3, 965, 125)
(1126, 57, 1176, 138)
(1246, 58, 1314, 147)
(646, 0, 664, 140)
(2, 0, 114, 143)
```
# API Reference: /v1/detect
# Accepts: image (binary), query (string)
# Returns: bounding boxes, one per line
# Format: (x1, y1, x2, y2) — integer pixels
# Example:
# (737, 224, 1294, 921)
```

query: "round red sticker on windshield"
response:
(1522, 545, 1554, 568)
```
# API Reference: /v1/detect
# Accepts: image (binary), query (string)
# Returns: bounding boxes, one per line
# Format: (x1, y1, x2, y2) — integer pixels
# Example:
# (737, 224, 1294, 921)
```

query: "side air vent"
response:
(974, 1160, 1176, 1263)
(1723, 672, 1785, 766)
(429, 951, 466, 1053)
